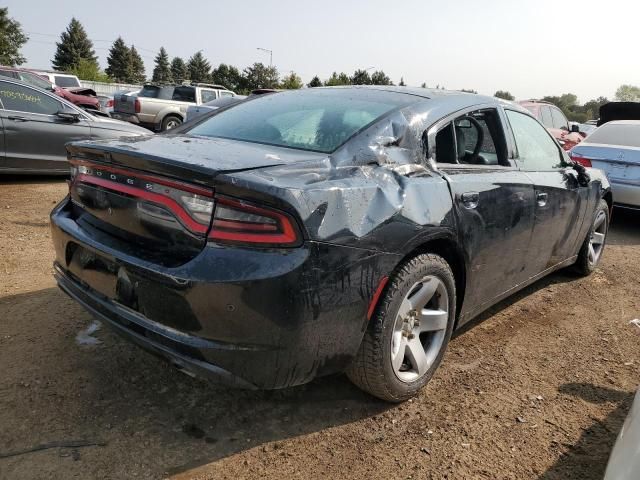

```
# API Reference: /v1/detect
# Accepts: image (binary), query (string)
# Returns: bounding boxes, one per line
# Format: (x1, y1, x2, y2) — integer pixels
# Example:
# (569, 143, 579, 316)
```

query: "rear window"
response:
(54, 75, 80, 88)
(186, 89, 413, 153)
(585, 123, 640, 148)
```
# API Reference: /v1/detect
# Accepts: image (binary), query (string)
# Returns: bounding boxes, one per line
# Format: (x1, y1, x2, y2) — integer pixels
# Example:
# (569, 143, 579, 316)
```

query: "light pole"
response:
(257, 47, 273, 67)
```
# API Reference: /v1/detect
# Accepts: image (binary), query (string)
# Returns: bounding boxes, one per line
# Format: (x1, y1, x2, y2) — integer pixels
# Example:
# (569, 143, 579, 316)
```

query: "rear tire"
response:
(574, 199, 609, 276)
(161, 115, 182, 131)
(346, 254, 456, 402)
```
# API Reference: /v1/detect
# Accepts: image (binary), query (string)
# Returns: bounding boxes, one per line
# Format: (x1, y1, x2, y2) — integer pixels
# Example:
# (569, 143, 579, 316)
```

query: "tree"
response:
(0, 7, 27, 66)
(52, 18, 98, 71)
(211, 63, 245, 92)
(307, 75, 323, 88)
(127, 45, 146, 83)
(280, 71, 303, 89)
(421, 82, 427, 88)
(243, 62, 279, 90)
(105, 37, 130, 82)
(398, 77, 406, 86)
(69, 58, 110, 82)
(152, 47, 172, 83)
(171, 57, 187, 84)
(371, 70, 391, 85)
(187, 51, 211, 83)
(494, 90, 515, 101)
(582, 96, 609, 120)
(324, 72, 351, 86)
(615, 85, 640, 102)
(461, 88, 477, 94)
(351, 69, 371, 85)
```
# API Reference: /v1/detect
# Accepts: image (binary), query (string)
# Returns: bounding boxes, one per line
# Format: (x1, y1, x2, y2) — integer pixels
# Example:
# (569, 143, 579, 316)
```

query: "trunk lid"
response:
(572, 143, 640, 183)
(66, 135, 324, 266)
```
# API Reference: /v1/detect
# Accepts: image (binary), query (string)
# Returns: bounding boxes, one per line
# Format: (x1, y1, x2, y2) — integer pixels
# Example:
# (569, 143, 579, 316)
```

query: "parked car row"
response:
(112, 83, 236, 131)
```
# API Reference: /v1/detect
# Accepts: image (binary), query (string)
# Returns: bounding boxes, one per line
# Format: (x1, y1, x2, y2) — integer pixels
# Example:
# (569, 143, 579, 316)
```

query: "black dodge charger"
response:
(50, 87, 611, 402)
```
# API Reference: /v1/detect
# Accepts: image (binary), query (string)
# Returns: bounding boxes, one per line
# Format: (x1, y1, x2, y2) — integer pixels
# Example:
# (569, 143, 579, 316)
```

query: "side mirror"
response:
(570, 124, 580, 133)
(56, 108, 80, 122)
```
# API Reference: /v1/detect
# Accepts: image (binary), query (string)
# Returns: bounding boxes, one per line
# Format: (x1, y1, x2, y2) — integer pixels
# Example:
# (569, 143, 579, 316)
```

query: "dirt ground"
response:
(1, 177, 639, 480)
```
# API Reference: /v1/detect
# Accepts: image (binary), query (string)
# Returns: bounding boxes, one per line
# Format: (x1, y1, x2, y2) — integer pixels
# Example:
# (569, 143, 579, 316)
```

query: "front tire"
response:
(161, 115, 182, 131)
(346, 254, 456, 402)
(574, 199, 609, 276)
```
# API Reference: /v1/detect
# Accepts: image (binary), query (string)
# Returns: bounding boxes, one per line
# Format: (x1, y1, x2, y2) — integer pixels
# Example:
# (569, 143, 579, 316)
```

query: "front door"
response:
(429, 107, 536, 317)
(0, 80, 91, 173)
(505, 109, 589, 275)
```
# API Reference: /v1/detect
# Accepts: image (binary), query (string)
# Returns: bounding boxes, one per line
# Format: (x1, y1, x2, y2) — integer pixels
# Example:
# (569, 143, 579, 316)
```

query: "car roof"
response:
(600, 120, 640, 126)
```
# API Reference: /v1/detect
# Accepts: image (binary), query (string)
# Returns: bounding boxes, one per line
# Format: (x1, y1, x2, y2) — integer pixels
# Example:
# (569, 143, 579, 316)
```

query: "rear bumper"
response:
(611, 180, 640, 208)
(51, 197, 398, 389)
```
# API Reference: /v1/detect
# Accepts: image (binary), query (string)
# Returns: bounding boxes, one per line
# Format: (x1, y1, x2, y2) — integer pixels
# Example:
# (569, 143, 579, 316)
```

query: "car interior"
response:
(434, 109, 508, 166)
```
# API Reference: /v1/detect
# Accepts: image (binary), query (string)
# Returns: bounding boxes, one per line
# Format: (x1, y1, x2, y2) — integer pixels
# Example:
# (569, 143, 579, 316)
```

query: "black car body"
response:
(50, 87, 612, 400)
(0, 78, 150, 174)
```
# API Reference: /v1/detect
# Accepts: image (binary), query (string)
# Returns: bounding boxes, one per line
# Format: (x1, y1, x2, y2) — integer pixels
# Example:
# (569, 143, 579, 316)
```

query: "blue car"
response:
(570, 120, 640, 209)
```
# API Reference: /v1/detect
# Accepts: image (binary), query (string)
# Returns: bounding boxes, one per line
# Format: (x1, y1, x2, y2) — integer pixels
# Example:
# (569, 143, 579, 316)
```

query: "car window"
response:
(18, 72, 53, 91)
(219, 91, 234, 98)
(187, 89, 413, 153)
(585, 123, 640, 147)
(506, 110, 563, 170)
(0, 70, 18, 79)
(540, 106, 553, 128)
(551, 108, 568, 131)
(0, 82, 62, 115)
(435, 109, 505, 166)
(200, 90, 217, 103)
(54, 75, 80, 88)
(172, 86, 196, 102)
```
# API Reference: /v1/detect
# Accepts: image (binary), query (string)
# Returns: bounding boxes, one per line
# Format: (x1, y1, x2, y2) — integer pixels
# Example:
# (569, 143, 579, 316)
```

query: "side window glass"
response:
(540, 106, 553, 128)
(219, 91, 234, 98)
(200, 90, 217, 103)
(0, 82, 61, 115)
(172, 86, 196, 102)
(435, 123, 457, 163)
(506, 110, 563, 170)
(551, 108, 568, 131)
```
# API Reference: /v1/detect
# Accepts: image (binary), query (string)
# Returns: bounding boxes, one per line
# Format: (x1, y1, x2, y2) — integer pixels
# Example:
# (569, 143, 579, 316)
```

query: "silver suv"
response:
(113, 83, 236, 131)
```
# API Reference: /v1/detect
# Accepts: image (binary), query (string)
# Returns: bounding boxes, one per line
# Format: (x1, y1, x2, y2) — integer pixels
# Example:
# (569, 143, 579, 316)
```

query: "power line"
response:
(25, 31, 157, 54)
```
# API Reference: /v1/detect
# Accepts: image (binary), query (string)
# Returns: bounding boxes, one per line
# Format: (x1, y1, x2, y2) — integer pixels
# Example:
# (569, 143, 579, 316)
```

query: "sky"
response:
(5, 0, 639, 103)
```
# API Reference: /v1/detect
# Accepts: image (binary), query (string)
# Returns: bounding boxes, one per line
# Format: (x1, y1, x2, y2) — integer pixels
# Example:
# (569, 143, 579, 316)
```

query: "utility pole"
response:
(257, 47, 273, 67)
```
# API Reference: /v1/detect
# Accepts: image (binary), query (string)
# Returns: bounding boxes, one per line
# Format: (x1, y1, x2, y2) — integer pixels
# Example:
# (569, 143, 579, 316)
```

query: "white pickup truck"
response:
(113, 83, 236, 131)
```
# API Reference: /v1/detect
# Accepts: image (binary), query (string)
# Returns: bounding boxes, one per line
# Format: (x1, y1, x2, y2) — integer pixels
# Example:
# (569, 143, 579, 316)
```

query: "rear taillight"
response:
(569, 151, 592, 167)
(208, 196, 300, 246)
(134, 98, 141, 113)
(69, 160, 214, 234)
(106, 99, 114, 108)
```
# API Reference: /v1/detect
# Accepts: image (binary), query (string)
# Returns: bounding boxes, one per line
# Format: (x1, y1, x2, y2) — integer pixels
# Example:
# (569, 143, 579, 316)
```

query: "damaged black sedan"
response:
(51, 87, 611, 402)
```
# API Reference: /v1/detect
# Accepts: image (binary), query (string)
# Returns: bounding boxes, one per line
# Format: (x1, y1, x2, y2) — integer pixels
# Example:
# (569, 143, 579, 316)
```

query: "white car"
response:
(31, 70, 82, 89)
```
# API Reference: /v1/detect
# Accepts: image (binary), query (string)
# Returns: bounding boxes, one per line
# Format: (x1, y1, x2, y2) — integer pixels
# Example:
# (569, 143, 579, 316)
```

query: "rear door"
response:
(505, 109, 589, 275)
(428, 107, 536, 315)
(0, 80, 92, 172)
(199, 89, 218, 104)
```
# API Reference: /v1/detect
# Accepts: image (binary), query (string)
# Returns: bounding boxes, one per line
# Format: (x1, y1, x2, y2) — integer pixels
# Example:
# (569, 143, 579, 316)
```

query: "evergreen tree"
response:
(127, 45, 146, 83)
(243, 62, 279, 90)
(105, 37, 130, 82)
(370, 70, 391, 85)
(0, 7, 28, 66)
(152, 46, 172, 83)
(307, 75, 322, 88)
(398, 77, 406, 86)
(211, 63, 245, 91)
(421, 82, 427, 88)
(324, 72, 351, 86)
(494, 90, 515, 101)
(187, 51, 211, 83)
(351, 69, 372, 85)
(52, 18, 98, 71)
(171, 57, 187, 83)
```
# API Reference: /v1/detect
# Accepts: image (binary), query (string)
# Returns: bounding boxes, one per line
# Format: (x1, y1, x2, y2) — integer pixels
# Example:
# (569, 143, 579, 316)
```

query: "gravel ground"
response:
(1, 177, 639, 480)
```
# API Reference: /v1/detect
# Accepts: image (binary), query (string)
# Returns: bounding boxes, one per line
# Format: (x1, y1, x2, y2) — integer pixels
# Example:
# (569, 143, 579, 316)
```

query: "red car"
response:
(0, 66, 100, 112)
(518, 100, 583, 150)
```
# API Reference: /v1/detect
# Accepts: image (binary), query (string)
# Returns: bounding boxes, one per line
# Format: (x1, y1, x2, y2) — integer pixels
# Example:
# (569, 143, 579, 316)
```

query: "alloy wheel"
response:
(588, 210, 607, 265)
(391, 275, 449, 383)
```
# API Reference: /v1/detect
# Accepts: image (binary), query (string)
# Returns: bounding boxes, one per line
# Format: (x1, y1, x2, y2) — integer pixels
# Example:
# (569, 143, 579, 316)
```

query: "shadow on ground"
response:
(608, 207, 640, 246)
(538, 383, 633, 480)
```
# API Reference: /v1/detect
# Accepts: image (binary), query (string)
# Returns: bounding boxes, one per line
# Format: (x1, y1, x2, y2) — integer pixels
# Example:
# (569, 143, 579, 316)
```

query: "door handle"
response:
(460, 192, 479, 209)
(536, 192, 548, 207)
(7, 115, 28, 122)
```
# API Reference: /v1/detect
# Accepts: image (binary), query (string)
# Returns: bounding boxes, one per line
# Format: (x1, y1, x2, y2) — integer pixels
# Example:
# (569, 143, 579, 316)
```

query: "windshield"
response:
(19, 72, 53, 91)
(586, 123, 640, 148)
(54, 75, 81, 88)
(186, 88, 413, 153)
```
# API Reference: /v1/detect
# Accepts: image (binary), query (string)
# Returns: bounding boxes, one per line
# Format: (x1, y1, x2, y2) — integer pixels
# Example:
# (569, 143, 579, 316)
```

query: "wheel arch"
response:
(603, 189, 613, 215)
(393, 235, 467, 327)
